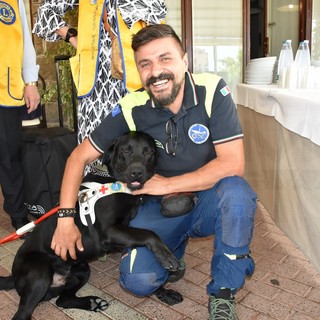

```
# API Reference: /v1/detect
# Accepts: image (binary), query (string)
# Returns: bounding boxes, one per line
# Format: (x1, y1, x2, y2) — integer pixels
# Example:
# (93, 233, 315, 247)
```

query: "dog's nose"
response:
(129, 165, 145, 179)
(130, 169, 144, 179)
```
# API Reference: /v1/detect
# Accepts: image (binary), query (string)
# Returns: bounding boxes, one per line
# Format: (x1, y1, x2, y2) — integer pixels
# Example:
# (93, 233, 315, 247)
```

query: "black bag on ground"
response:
(22, 127, 77, 217)
(21, 56, 78, 217)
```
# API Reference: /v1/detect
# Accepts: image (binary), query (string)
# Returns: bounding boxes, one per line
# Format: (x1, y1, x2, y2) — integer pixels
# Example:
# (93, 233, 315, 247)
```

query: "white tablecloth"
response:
(234, 83, 320, 272)
(234, 84, 320, 146)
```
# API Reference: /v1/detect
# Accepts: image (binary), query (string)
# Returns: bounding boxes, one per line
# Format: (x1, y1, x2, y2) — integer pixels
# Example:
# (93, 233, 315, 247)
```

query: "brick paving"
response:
(0, 197, 319, 319)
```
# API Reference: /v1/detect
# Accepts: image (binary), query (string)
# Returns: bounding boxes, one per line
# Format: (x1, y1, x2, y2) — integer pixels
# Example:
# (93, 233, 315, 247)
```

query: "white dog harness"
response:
(78, 181, 132, 226)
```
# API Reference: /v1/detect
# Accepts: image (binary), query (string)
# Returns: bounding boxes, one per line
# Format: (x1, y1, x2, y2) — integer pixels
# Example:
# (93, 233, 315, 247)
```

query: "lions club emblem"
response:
(0, 1, 16, 25)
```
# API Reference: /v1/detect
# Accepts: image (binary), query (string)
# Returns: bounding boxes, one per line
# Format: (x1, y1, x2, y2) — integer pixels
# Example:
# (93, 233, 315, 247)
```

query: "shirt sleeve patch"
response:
(220, 86, 231, 96)
(112, 105, 122, 117)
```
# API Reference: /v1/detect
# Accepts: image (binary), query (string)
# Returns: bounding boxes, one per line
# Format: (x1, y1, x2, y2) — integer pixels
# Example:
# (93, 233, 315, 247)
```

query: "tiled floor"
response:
(0, 198, 319, 320)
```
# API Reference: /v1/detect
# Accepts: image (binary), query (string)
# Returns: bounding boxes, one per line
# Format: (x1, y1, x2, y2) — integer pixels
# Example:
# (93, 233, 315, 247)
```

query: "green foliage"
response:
(41, 8, 78, 129)
(219, 49, 243, 91)
(42, 42, 77, 128)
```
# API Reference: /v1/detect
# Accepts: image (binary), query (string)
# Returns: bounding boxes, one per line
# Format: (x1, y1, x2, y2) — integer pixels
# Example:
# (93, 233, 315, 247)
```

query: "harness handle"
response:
(0, 206, 60, 244)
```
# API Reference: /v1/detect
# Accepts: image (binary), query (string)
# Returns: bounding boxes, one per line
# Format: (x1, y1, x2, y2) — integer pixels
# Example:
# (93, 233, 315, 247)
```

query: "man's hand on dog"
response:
(132, 174, 171, 196)
(51, 218, 84, 260)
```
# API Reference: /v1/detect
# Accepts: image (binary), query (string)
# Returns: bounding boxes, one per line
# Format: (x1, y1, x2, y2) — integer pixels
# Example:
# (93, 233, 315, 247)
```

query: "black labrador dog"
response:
(0, 132, 182, 320)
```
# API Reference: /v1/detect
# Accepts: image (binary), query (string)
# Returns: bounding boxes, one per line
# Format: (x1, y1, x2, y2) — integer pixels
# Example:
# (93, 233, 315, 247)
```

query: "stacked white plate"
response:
(244, 56, 277, 85)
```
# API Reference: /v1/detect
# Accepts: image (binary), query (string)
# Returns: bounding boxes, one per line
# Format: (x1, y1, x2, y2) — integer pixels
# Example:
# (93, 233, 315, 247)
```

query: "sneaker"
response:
(167, 258, 186, 282)
(208, 293, 238, 320)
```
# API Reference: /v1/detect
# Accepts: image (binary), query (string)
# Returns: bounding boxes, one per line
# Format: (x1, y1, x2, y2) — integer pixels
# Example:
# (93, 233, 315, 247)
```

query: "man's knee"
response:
(119, 247, 168, 296)
(119, 271, 167, 296)
(215, 176, 257, 247)
(215, 176, 257, 204)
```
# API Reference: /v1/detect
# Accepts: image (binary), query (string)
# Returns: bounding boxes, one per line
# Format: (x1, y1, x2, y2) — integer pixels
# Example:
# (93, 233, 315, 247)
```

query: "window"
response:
(312, 0, 320, 60)
(165, 0, 181, 38)
(192, 1, 243, 90)
(166, 1, 243, 91)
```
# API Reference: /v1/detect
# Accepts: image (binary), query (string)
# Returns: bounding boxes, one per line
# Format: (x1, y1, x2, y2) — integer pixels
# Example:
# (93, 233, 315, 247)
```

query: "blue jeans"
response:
(119, 176, 257, 296)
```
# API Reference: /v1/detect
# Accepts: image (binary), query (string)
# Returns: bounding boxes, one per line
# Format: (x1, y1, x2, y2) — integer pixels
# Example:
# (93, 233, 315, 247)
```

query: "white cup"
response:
(314, 67, 320, 90)
(284, 62, 298, 89)
(304, 66, 315, 89)
(277, 66, 288, 88)
(297, 66, 308, 88)
(312, 60, 320, 67)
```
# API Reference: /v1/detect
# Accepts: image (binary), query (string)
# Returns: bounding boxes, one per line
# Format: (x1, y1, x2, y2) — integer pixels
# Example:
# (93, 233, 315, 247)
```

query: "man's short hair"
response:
(132, 24, 185, 55)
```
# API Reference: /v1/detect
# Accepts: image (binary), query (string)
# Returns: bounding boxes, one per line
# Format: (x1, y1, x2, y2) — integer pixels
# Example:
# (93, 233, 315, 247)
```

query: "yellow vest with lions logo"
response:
(70, 0, 148, 98)
(0, 0, 25, 107)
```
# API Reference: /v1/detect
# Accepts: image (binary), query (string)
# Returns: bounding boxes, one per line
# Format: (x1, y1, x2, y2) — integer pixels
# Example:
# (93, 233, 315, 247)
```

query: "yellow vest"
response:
(0, 0, 25, 107)
(69, 0, 105, 98)
(115, 8, 145, 92)
(115, 9, 164, 92)
(70, 1, 153, 97)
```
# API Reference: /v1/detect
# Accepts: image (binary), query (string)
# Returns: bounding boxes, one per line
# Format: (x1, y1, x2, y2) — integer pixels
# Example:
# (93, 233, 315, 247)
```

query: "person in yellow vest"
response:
(33, 0, 166, 173)
(0, 0, 40, 231)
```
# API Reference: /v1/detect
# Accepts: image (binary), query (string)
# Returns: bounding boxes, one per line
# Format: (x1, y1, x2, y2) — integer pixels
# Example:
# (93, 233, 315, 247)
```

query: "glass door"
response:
(266, 0, 299, 57)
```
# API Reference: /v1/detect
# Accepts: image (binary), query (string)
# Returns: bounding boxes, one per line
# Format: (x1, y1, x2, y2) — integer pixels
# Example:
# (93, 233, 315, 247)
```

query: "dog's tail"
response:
(0, 276, 14, 290)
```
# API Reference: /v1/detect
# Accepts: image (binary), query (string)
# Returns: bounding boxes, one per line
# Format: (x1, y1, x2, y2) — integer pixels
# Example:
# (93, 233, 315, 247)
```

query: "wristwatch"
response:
(65, 28, 78, 43)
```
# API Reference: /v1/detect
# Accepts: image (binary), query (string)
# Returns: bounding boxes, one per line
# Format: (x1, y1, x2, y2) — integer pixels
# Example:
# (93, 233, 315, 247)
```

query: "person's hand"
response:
(69, 36, 78, 49)
(51, 218, 84, 261)
(132, 174, 170, 196)
(24, 85, 40, 113)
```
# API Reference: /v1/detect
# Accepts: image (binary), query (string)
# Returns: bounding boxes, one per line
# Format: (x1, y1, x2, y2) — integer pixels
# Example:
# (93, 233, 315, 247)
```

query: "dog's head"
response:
(103, 132, 157, 190)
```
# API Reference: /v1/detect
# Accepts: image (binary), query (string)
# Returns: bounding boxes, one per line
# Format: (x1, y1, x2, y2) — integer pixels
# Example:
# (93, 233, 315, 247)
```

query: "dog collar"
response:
(78, 181, 132, 226)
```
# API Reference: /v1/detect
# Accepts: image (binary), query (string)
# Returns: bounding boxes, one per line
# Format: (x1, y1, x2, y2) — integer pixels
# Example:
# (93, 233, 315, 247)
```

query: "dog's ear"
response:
(102, 138, 119, 167)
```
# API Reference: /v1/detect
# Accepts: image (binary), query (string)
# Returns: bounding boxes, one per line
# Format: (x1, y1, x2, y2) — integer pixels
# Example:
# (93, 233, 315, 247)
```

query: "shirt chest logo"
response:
(0, 2, 16, 25)
(188, 124, 209, 144)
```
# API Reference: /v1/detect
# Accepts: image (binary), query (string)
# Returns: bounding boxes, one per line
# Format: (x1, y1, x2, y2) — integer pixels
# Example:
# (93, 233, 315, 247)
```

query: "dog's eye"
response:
(144, 149, 154, 157)
(120, 146, 131, 155)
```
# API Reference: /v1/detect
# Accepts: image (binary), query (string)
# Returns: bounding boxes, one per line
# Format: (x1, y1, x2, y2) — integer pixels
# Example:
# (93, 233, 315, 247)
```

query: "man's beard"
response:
(146, 73, 183, 108)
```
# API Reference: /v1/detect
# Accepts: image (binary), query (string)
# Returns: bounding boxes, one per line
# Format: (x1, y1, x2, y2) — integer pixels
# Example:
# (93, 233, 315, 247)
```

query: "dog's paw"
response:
(157, 252, 180, 271)
(153, 246, 180, 271)
(90, 297, 109, 312)
(154, 287, 183, 305)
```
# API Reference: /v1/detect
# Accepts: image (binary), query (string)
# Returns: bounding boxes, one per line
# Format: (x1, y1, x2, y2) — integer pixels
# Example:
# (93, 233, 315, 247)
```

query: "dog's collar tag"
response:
(78, 181, 132, 226)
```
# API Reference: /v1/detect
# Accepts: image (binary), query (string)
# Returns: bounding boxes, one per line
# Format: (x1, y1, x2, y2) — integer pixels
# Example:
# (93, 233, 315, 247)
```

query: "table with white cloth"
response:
(234, 84, 320, 272)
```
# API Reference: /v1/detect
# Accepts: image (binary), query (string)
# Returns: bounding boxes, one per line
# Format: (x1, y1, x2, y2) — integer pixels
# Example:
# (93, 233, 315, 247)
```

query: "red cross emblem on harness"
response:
(99, 185, 109, 194)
